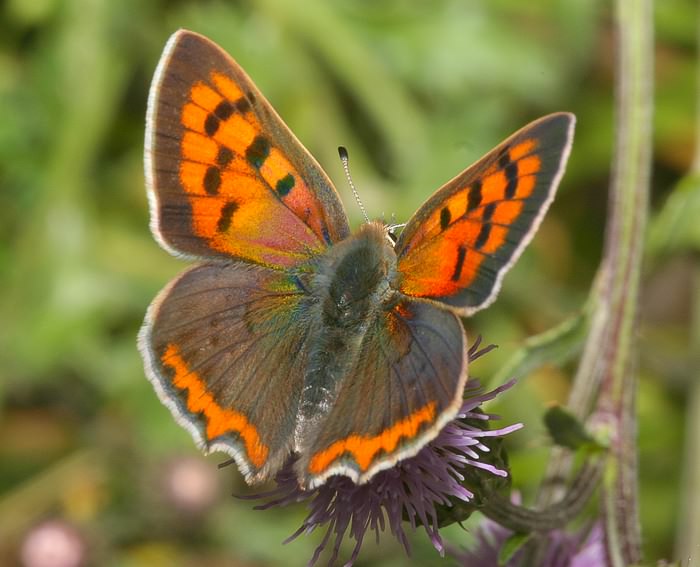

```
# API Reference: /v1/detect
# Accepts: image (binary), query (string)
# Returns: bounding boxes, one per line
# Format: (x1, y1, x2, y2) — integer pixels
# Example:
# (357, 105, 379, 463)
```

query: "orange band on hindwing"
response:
(308, 402, 436, 474)
(161, 343, 269, 468)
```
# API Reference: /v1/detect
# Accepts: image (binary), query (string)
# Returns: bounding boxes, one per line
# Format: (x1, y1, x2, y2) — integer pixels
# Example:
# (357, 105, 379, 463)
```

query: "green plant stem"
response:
(676, 8, 700, 560)
(480, 458, 604, 533)
(676, 265, 700, 563)
(599, 1, 653, 563)
(537, 0, 652, 564)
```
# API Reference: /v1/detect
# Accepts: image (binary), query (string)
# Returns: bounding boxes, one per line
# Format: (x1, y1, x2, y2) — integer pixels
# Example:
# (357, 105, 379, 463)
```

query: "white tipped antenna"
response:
(338, 146, 369, 223)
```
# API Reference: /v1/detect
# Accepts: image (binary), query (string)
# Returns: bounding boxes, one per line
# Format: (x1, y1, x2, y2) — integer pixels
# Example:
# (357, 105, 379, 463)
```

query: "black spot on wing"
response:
(467, 180, 482, 214)
(214, 100, 234, 120)
(475, 224, 491, 250)
(504, 161, 519, 199)
(234, 97, 251, 113)
(204, 114, 219, 137)
(440, 207, 451, 231)
(475, 203, 496, 249)
(276, 173, 295, 197)
(246, 135, 270, 169)
(452, 246, 467, 281)
(217, 146, 234, 167)
(483, 202, 496, 222)
(218, 201, 239, 232)
(204, 166, 221, 195)
(203, 100, 242, 138)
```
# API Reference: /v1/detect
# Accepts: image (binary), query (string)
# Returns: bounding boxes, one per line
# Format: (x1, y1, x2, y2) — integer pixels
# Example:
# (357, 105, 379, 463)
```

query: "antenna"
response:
(338, 146, 369, 223)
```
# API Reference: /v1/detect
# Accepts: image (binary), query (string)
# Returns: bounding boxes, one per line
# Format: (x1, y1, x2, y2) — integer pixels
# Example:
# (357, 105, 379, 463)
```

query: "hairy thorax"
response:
(319, 222, 399, 330)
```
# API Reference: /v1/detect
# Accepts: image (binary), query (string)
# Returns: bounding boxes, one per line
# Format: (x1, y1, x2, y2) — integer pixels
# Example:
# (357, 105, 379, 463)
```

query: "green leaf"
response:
(544, 405, 604, 451)
(647, 174, 700, 259)
(492, 308, 590, 385)
(498, 532, 532, 566)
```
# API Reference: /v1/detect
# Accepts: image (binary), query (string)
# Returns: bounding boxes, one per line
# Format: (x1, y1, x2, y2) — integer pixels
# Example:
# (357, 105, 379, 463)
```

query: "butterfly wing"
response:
(297, 298, 467, 489)
(141, 29, 350, 481)
(139, 262, 312, 483)
(146, 29, 350, 267)
(395, 113, 575, 315)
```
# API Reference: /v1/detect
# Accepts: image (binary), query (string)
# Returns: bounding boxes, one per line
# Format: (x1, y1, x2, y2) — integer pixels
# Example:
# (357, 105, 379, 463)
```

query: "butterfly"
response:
(138, 29, 575, 490)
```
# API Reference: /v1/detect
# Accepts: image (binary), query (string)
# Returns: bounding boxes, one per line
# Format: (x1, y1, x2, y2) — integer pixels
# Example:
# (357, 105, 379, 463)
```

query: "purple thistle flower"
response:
(457, 502, 605, 567)
(244, 342, 523, 567)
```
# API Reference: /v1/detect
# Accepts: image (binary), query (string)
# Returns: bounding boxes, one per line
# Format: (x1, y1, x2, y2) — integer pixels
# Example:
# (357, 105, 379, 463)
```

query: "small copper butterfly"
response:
(138, 30, 575, 490)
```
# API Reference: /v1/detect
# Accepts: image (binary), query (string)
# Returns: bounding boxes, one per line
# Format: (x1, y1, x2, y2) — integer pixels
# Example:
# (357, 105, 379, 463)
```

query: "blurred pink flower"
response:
(20, 519, 86, 567)
(164, 455, 219, 513)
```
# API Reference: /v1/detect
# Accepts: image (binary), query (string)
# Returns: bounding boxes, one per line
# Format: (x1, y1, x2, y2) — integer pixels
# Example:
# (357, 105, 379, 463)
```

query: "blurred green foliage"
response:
(0, 0, 697, 565)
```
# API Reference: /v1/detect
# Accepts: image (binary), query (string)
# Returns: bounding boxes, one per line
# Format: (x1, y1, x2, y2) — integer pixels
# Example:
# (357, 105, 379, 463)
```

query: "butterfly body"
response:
(299, 221, 398, 426)
(140, 29, 575, 489)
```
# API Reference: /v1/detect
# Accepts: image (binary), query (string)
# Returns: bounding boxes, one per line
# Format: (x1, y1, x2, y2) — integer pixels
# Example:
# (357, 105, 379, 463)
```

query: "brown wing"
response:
(139, 262, 311, 483)
(296, 298, 467, 489)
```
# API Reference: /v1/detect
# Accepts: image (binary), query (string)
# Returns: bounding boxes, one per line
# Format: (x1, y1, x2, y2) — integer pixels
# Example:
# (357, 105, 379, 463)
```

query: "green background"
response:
(0, 0, 697, 565)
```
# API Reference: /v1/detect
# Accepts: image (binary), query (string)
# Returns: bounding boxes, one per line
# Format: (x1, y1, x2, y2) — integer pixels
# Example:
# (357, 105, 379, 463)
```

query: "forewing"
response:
(297, 299, 467, 488)
(138, 262, 310, 483)
(146, 29, 350, 267)
(396, 113, 575, 314)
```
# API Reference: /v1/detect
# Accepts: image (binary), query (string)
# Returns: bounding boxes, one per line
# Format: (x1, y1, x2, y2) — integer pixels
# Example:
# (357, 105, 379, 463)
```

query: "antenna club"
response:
(338, 146, 349, 160)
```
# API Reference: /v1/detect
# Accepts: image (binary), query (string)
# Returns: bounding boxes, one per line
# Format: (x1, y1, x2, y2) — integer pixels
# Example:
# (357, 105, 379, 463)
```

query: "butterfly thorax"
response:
(296, 221, 400, 438)
(318, 221, 398, 327)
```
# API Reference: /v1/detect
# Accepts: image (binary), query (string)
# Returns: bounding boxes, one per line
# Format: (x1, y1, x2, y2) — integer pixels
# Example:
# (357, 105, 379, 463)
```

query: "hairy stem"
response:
(598, 0, 653, 563)
(480, 458, 604, 533)
(537, 0, 653, 564)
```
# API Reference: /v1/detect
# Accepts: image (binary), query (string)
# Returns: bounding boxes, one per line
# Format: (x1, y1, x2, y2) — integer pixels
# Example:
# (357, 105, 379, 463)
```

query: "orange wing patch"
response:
(176, 71, 335, 267)
(398, 137, 544, 299)
(308, 402, 436, 474)
(161, 343, 269, 468)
